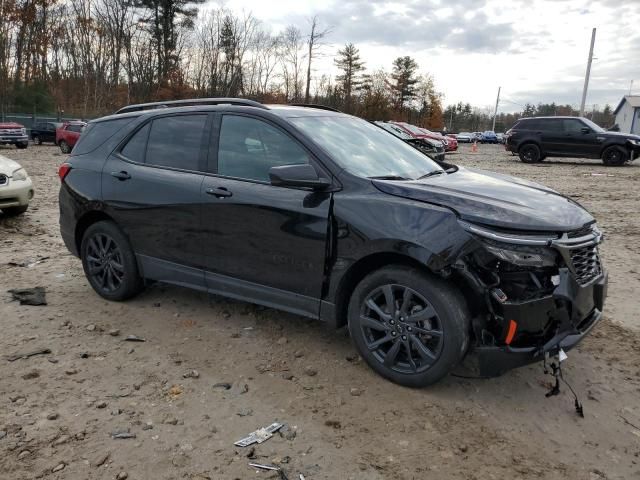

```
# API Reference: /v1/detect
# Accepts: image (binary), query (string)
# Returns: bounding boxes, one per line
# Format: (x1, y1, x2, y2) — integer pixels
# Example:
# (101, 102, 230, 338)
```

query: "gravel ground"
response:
(1, 143, 639, 480)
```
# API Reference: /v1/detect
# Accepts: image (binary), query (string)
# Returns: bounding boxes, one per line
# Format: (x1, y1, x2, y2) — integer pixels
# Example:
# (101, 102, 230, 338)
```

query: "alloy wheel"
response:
(85, 233, 125, 293)
(360, 284, 444, 374)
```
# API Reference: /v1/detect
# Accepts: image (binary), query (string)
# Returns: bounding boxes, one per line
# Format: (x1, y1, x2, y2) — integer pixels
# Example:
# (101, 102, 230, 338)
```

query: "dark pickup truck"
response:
(506, 116, 640, 165)
(31, 121, 62, 145)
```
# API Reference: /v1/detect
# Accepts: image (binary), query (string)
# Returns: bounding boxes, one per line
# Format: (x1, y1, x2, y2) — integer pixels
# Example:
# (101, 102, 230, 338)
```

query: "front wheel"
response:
(518, 143, 541, 163)
(2, 205, 28, 216)
(348, 266, 469, 387)
(80, 221, 143, 301)
(602, 146, 628, 166)
(16, 142, 28, 150)
(59, 140, 71, 154)
(33, 135, 42, 145)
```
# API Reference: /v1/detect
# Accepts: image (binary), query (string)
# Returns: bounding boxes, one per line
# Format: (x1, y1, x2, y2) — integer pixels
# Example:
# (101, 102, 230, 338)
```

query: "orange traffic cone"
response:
(471, 141, 478, 153)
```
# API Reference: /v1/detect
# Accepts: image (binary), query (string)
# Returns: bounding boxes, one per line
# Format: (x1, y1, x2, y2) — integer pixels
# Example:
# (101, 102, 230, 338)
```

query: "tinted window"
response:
(217, 115, 310, 182)
(146, 115, 207, 171)
(121, 123, 151, 163)
(74, 117, 136, 155)
(68, 124, 84, 133)
(563, 119, 587, 134)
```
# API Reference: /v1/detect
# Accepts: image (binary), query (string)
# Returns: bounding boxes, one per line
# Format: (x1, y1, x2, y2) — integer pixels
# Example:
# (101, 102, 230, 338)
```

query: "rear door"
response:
(200, 113, 332, 317)
(102, 113, 211, 287)
(45, 123, 57, 142)
(537, 119, 564, 154)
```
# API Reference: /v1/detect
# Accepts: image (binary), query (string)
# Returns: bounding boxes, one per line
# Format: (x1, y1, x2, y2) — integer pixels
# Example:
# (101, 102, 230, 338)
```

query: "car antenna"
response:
(543, 356, 584, 418)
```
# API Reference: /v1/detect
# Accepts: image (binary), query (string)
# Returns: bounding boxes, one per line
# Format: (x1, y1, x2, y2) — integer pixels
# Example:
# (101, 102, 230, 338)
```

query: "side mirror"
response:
(581, 127, 591, 134)
(269, 164, 331, 190)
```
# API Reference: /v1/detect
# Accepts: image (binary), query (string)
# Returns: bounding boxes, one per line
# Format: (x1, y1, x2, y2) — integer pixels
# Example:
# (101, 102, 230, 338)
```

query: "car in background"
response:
(481, 131, 499, 144)
(0, 154, 34, 216)
(56, 121, 86, 153)
(374, 121, 445, 162)
(390, 122, 452, 151)
(456, 132, 474, 143)
(472, 132, 483, 142)
(0, 122, 29, 149)
(506, 116, 640, 165)
(443, 133, 459, 151)
(31, 121, 62, 145)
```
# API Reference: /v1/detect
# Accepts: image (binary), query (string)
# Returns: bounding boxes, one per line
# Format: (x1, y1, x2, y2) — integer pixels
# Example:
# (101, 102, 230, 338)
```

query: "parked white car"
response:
(0, 154, 34, 216)
(456, 132, 474, 143)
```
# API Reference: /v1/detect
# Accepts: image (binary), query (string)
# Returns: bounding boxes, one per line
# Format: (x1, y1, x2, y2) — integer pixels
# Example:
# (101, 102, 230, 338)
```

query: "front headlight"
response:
(21, 128, 27, 135)
(482, 240, 557, 267)
(12, 168, 28, 181)
(628, 139, 640, 146)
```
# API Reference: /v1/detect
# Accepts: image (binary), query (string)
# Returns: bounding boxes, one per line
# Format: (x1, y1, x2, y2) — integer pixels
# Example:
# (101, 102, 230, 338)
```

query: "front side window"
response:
(146, 115, 207, 171)
(217, 115, 310, 182)
(290, 115, 442, 179)
(68, 124, 84, 133)
(563, 119, 587, 134)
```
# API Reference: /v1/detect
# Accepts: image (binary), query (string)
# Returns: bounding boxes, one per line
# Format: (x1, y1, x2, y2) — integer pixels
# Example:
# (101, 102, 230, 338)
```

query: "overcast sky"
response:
(210, 0, 640, 113)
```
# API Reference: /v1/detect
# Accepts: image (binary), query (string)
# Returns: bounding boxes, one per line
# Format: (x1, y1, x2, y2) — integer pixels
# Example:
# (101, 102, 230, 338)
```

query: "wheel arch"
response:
(74, 210, 116, 254)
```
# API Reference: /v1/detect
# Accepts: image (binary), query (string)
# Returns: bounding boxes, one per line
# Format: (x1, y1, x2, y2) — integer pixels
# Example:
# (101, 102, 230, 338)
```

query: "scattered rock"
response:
(230, 332, 241, 338)
(79, 352, 90, 359)
(52, 462, 66, 473)
(168, 385, 183, 397)
(96, 401, 108, 409)
(92, 452, 110, 467)
(183, 370, 200, 379)
(279, 424, 297, 441)
(324, 420, 341, 429)
(0, 431, 6, 440)
(142, 422, 154, 431)
(164, 417, 179, 426)
(46, 412, 59, 420)
(349, 387, 363, 397)
(8, 287, 47, 306)
(111, 431, 136, 440)
(304, 366, 317, 377)
(459, 444, 469, 453)
(222, 311, 231, 319)
(212, 382, 231, 390)
(22, 369, 40, 380)
(294, 350, 304, 358)
(18, 450, 31, 460)
(232, 382, 249, 395)
(65, 368, 78, 375)
(53, 435, 70, 446)
(282, 372, 295, 381)
(277, 336, 288, 345)
(172, 455, 188, 468)
(116, 472, 129, 480)
(109, 329, 121, 337)
(236, 408, 253, 417)
(124, 335, 146, 342)
(86, 324, 96, 332)
(48, 358, 59, 364)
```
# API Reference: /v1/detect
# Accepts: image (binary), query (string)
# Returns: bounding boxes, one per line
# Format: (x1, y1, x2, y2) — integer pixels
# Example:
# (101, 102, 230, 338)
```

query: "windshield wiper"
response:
(368, 175, 409, 180)
(417, 170, 446, 180)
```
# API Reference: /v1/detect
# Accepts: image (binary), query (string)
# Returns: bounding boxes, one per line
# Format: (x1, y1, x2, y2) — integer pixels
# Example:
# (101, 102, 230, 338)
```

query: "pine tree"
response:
(390, 56, 419, 110)
(334, 43, 365, 111)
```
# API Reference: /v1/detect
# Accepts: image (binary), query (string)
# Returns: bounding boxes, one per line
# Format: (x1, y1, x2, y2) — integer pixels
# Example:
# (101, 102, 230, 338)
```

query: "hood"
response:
(372, 166, 594, 232)
(598, 130, 640, 141)
(0, 122, 24, 129)
(0, 154, 23, 175)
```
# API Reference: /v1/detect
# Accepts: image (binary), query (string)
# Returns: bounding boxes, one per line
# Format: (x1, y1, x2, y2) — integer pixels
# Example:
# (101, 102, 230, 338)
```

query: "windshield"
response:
(290, 116, 443, 180)
(581, 118, 604, 133)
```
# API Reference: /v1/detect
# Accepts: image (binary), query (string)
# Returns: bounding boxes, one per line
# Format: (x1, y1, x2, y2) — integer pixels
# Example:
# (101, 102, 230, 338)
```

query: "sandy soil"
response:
(1, 143, 639, 480)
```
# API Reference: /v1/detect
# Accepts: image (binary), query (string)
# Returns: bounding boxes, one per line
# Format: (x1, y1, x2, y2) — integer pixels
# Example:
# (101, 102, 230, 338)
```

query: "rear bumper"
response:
(468, 269, 608, 377)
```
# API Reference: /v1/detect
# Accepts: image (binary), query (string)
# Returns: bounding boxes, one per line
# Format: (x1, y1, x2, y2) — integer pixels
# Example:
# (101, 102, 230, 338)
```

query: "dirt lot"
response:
(1, 143, 639, 480)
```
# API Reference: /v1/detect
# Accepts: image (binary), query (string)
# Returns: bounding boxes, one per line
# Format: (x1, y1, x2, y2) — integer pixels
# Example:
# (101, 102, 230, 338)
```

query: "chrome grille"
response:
(569, 244, 602, 285)
(0, 128, 22, 135)
(0, 174, 7, 186)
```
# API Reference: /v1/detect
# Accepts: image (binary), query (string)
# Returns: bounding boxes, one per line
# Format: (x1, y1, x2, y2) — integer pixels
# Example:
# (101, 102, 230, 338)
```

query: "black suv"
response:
(506, 116, 640, 165)
(58, 98, 608, 387)
(30, 121, 62, 144)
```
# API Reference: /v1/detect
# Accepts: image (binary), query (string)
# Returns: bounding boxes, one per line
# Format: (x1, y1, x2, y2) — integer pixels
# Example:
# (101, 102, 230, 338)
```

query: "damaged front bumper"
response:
(471, 269, 607, 377)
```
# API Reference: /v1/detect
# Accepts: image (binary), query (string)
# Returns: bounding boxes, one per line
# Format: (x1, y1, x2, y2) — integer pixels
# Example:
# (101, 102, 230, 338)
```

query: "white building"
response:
(613, 96, 640, 134)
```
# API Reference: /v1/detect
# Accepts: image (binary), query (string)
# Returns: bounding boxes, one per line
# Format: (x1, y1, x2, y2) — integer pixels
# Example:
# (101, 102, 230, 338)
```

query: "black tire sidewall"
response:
(519, 143, 540, 163)
(347, 266, 469, 388)
(60, 141, 70, 153)
(34, 135, 41, 145)
(602, 146, 627, 166)
(80, 221, 142, 301)
(2, 205, 28, 216)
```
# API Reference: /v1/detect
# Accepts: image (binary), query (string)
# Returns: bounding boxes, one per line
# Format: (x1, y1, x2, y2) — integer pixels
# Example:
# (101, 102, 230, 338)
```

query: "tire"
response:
(59, 140, 71, 154)
(80, 221, 143, 301)
(16, 142, 28, 150)
(33, 135, 42, 145)
(2, 205, 28, 216)
(347, 265, 470, 388)
(601, 146, 628, 166)
(518, 143, 541, 163)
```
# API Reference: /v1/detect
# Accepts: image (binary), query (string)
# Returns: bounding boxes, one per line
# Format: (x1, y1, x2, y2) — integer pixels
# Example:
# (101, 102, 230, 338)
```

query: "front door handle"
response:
(206, 187, 232, 198)
(111, 171, 131, 181)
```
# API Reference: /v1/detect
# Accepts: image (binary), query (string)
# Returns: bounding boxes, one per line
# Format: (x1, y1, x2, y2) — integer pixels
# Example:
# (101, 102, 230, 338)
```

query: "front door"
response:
(201, 114, 331, 317)
(560, 118, 600, 157)
(102, 113, 210, 287)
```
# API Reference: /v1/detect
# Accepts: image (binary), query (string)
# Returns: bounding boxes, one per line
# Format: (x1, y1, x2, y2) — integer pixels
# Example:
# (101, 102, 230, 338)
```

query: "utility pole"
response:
(579, 28, 596, 117)
(491, 86, 501, 132)
(630, 80, 634, 96)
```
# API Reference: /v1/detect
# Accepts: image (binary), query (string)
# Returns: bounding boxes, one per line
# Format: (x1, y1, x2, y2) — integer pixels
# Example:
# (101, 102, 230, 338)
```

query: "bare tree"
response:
(304, 15, 330, 103)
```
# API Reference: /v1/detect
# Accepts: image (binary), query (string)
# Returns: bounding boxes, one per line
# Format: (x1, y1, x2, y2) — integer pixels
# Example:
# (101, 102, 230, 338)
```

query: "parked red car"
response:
(444, 134, 459, 151)
(390, 122, 453, 151)
(421, 128, 458, 152)
(56, 121, 86, 154)
(0, 122, 29, 149)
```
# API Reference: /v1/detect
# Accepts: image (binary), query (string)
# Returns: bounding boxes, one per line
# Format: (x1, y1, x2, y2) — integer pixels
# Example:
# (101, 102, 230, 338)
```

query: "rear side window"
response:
(217, 115, 310, 182)
(121, 123, 151, 163)
(145, 115, 207, 171)
(73, 117, 135, 155)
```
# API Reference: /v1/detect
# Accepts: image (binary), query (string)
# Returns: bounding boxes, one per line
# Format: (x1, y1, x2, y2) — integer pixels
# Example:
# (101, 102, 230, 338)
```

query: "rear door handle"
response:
(206, 187, 232, 198)
(111, 171, 131, 181)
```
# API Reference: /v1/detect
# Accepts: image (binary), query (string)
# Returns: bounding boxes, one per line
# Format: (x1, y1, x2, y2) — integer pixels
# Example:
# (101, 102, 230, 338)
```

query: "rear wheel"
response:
(518, 143, 541, 163)
(602, 146, 628, 166)
(33, 135, 42, 145)
(80, 221, 143, 301)
(59, 140, 71, 154)
(347, 266, 469, 387)
(2, 205, 28, 216)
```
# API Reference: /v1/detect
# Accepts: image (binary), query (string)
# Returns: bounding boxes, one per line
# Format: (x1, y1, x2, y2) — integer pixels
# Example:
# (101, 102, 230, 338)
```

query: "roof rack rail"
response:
(115, 98, 267, 115)
(288, 103, 341, 113)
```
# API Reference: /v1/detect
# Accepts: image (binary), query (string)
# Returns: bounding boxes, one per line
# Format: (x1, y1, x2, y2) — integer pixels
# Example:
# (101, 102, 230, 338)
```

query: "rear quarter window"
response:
(73, 117, 137, 155)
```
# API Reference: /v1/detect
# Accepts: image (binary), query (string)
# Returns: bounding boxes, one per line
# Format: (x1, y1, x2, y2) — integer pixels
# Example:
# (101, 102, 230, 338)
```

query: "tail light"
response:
(58, 163, 72, 181)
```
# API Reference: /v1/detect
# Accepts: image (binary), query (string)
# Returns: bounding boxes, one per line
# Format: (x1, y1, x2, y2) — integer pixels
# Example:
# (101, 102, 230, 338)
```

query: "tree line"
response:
(0, 0, 443, 127)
